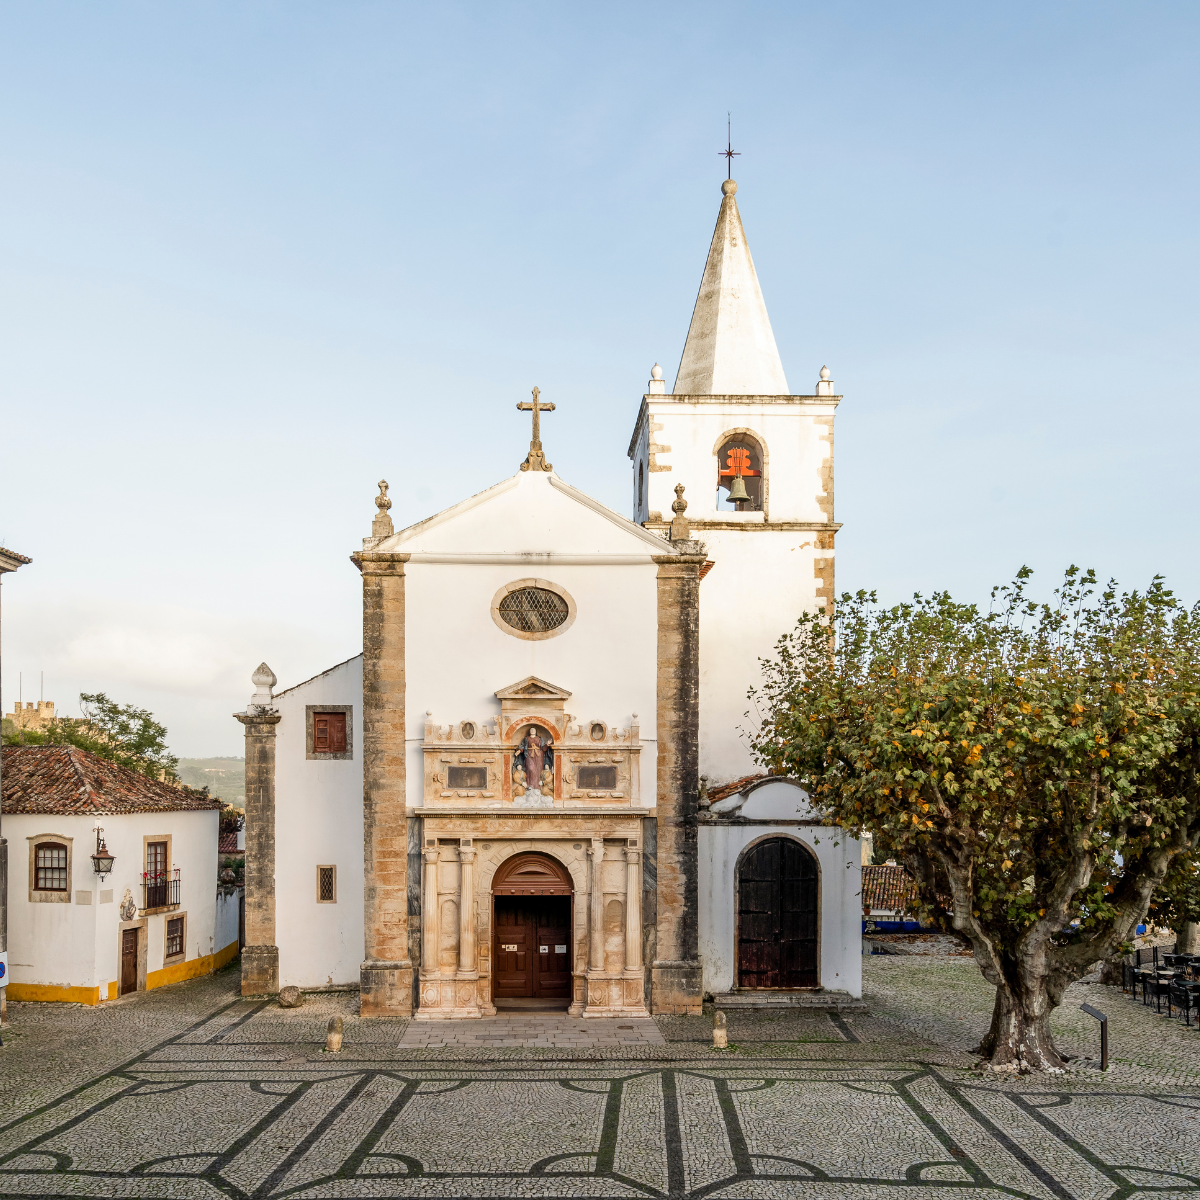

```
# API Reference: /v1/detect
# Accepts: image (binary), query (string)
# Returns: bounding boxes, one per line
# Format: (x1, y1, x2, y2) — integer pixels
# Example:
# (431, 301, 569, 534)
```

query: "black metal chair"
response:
(1147, 972, 1178, 1014)
(1135, 967, 1156, 1005)
(1169, 979, 1200, 1026)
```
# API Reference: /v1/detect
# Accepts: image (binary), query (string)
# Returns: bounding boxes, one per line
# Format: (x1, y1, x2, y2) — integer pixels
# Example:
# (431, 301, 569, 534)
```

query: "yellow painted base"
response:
(6, 983, 101, 1005)
(6, 941, 240, 1006)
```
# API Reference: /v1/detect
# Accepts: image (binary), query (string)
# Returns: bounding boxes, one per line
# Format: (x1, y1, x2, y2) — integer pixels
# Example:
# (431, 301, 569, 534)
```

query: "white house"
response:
(2, 745, 238, 1004)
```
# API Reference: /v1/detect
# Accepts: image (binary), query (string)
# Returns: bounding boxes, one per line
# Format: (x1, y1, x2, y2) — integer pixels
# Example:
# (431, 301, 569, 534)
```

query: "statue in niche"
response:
(513, 725, 554, 802)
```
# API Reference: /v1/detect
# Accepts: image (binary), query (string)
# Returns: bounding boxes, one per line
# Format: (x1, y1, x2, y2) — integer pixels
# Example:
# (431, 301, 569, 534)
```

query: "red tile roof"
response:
(861, 864, 919, 913)
(705, 773, 768, 805)
(218, 831, 243, 853)
(1, 746, 223, 816)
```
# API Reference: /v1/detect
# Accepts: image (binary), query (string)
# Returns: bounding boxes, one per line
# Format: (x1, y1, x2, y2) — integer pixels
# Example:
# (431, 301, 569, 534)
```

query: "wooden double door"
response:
(737, 837, 819, 989)
(492, 896, 572, 1000)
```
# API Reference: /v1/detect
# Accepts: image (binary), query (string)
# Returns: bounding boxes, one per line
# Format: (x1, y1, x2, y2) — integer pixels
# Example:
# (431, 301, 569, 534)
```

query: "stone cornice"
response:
(350, 551, 411, 575)
(644, 521, 842, 535)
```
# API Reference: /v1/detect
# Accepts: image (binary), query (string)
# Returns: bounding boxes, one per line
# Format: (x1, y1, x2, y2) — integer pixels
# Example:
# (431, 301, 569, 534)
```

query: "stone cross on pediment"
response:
(518, 386, 555, 473)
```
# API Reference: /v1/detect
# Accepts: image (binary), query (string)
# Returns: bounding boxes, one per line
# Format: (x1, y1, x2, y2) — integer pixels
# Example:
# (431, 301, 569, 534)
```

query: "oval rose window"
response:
(497, 587, 569, 634)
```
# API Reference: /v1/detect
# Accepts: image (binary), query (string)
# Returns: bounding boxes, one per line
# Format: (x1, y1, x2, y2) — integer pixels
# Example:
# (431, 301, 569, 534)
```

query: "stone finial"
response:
(722, 178, 737, 196)
(669, 483, 690, 542)
(248, 663, 276, 713)
(372, 480, 394, 538)
(816, 365, 835, 396)
(648, 362, 666, 395)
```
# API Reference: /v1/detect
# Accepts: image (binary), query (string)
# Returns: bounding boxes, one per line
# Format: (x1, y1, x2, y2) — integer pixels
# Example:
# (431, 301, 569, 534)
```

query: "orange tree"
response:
(750, 568, 1200, 1072)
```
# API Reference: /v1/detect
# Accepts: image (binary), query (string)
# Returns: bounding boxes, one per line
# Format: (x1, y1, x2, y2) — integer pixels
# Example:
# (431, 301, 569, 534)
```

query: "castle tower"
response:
(628, 178, 840, 783)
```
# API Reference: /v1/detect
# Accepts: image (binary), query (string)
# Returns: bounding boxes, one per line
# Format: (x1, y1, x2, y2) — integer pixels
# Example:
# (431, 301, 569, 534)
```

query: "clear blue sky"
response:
(2, 3, 1198, 756)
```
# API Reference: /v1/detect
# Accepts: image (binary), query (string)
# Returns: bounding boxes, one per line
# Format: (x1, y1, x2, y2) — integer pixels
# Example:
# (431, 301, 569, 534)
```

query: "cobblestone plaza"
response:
(0, 956, 1197, 1199)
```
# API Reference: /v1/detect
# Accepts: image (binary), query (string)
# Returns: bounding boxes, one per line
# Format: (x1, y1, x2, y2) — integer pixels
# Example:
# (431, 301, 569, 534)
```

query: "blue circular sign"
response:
(0, 962, 6, 980)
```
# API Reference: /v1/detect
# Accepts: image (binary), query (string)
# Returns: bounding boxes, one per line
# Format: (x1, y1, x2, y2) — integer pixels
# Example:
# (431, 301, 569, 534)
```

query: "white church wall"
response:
(389, 468, 668, 809)
(403, 558, 660, 804)
(698, 818, 862, 999)
(272, 656, 366, 988)
(698, 528, 825, 783)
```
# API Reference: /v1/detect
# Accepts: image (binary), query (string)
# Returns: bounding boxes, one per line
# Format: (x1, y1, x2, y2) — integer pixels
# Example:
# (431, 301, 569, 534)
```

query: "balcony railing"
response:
(142, 870, 180, 911)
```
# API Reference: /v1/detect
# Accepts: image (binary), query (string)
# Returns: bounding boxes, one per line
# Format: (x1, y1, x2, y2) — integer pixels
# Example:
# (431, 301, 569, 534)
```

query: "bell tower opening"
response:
(716, 436, 763, 511)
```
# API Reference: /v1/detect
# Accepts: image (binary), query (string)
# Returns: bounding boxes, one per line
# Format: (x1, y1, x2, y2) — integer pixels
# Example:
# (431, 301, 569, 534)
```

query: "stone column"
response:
(421, 846, 440, 975)
(588, 838, 605, 972)
(235, 678, 281, 996)
(651, 551, 706, 1014)
(624, 847, 643, 972)
(458, 846, 476, 973)
(357, 550, 414, 1016)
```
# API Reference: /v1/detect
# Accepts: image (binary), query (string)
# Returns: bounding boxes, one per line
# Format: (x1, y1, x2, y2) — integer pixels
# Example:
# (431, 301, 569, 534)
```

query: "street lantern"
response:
(91, 826, 115, 880)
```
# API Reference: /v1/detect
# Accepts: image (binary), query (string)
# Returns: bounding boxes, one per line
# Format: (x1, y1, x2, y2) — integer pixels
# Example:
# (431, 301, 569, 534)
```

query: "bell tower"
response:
(628, 177, 841, 783)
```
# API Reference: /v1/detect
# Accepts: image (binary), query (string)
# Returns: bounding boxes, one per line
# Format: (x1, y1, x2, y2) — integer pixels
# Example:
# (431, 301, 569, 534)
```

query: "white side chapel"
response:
(237, 176, 863, 1018)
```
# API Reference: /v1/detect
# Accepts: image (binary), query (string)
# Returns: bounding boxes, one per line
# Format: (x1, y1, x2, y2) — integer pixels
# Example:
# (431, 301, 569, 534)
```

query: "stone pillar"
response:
(235, 698, 282, 996)
(358, 551, 414, 1016)
(458, 846, 476, 973)
(588, 838, 605, 972)
(624, 847, 643, 972)
(651, 551, 706, 1014)
(421, 846, 439, 974)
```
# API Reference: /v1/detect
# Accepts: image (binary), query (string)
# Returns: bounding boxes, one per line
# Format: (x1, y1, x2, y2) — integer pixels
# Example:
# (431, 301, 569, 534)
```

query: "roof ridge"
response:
(64, 744, 104, 813)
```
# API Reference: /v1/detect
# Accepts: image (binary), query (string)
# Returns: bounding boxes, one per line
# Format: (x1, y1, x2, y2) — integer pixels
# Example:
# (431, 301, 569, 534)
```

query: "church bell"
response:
(726, 474, 751, 505)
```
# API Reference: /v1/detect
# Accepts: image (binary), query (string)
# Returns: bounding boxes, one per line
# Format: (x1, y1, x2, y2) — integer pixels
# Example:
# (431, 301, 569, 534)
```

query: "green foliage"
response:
(1150, 850, 1200, 928)
(751, 567, 1200, 978)
(2, 692, 179, 782)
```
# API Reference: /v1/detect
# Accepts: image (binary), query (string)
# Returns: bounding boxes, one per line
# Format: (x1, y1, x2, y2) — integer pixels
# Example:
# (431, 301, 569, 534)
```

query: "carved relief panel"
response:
(420, 676, 641, 807)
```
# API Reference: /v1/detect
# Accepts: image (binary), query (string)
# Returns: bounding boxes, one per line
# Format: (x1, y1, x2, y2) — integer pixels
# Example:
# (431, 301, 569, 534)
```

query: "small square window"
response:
(317, 865, 337, 903)
(166, 916, 184, 959)
(313, 712, 347, 754)
(306, 706, 353, 759)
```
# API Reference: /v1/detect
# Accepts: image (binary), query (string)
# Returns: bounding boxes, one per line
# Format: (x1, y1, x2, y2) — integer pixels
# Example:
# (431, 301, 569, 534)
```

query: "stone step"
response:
(712, 990, 867, 1012)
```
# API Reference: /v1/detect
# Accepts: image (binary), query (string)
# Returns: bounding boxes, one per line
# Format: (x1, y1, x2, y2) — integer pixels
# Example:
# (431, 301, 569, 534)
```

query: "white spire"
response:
(673, 179, 789, 396)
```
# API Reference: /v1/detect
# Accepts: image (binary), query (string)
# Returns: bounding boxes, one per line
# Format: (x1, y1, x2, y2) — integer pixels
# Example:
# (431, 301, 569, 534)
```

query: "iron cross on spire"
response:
(517, 385, 556, 473)
(720, 114, 740, 179)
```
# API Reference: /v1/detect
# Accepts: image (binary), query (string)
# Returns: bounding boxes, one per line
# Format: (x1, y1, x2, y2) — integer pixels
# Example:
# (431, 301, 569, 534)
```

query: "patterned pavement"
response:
(0, 958, 1196, 1199)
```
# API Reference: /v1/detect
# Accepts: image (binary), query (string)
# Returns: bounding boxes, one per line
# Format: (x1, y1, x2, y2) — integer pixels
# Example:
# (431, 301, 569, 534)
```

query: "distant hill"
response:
(177, 757, 245, 807)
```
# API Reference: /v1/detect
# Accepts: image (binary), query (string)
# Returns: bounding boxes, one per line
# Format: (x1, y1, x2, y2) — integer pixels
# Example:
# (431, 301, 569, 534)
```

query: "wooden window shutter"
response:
(313, 711, 347, 754)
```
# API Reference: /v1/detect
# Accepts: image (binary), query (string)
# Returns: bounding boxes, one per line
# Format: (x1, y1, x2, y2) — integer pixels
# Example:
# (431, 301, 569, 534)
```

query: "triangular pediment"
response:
(494, 676, 572, 702)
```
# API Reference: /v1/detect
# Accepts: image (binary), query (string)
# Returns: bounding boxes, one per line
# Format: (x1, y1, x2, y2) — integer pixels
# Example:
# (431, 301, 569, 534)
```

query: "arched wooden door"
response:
(737, 838, 818, 988)
(492, 853, 572, 1002)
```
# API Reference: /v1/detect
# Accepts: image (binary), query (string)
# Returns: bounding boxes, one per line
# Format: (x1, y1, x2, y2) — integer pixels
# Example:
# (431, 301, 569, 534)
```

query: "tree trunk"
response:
(975, 969, 1068, 1073)
(1180, 921, 1200, 955)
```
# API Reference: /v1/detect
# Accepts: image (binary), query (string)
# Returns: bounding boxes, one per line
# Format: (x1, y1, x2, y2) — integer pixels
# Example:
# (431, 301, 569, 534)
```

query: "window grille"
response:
(166, 916, 184, 959)
(318, 866, 336, 903)
(497, 587, 569, 633)
(35, 843, 68, 891)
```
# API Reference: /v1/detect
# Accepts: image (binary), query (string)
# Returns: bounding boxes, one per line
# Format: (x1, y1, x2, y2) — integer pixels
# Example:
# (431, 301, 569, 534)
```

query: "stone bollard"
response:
(278, 986, 304, 1008)
(713, 1011, 727, 1049)
(326, 1015, 344, 1053)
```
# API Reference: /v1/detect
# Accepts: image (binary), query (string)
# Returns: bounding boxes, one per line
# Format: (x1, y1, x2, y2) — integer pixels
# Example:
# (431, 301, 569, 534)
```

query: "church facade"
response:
(236, 178, 862, 1018)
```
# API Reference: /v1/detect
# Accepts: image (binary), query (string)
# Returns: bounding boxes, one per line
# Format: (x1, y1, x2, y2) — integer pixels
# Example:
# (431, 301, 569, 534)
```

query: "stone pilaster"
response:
(458, 846, 476, 974)
(421, 846, 439, 975)
(235, 709, 282, 996)
(651, 552, 705, 1014)
(624, 848, 643, 972)
(358, 551, 414, 1016)
(588, 839, 605, 972)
